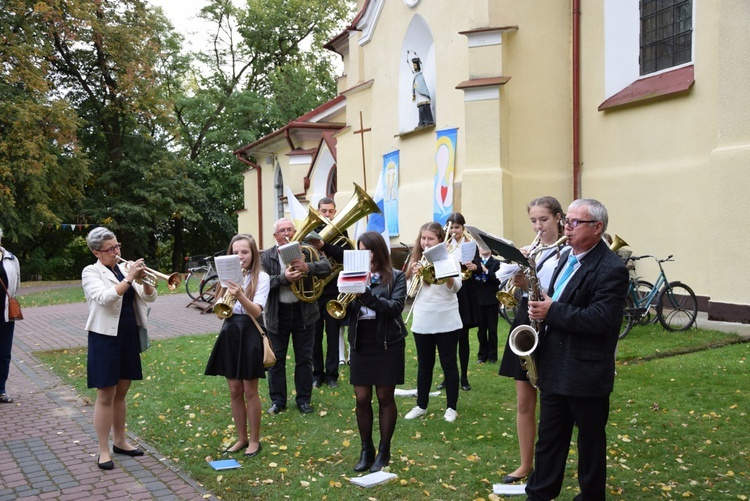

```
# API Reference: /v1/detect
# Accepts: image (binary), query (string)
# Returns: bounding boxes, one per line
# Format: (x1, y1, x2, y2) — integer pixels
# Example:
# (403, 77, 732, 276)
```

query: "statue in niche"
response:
(410, 55, 434, 128)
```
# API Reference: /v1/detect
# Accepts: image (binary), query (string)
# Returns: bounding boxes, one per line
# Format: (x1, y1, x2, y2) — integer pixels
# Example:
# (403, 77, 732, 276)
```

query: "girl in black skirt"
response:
(344, 232, 407, 473)
(205, 234, 270, 459)
(83, 227, 157, 470)
(497, 196, 567, 484)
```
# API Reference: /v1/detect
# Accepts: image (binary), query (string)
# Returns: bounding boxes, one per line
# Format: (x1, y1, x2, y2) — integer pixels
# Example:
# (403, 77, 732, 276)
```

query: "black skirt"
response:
(349, 320, 405, 386)
(205, 315, 266, 380)
(87, 319, 142, 388)
(498, 296, 531, 381)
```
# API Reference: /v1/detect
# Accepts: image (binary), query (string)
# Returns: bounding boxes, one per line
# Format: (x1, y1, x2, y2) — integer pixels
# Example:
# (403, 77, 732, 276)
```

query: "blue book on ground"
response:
(208, 459, 242, 470)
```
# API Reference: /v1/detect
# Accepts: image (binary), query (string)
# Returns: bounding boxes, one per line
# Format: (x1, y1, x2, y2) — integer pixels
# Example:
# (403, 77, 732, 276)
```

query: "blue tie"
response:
(552, 253, 578, 300)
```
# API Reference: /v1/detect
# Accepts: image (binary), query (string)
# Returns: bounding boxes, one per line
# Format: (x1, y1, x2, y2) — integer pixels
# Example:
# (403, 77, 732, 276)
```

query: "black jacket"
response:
(539, 240, 628, 397)
(346, 269, 408, 350)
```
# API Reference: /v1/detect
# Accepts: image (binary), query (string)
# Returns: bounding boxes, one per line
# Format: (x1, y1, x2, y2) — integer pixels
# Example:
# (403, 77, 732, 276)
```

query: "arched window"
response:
(326, 165, 337, 197)
(274, 163, 284, 220)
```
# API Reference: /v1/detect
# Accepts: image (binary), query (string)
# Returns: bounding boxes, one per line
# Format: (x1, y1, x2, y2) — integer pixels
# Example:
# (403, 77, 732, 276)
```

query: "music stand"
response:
(464, 226, 530, 268)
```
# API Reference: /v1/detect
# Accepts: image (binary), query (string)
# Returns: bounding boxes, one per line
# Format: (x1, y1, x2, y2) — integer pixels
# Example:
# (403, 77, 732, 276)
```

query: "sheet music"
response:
(277, 241, 303, 267)
(424, 243, 459, 279)
(341, 250, 370, 275)
(214, 255, 244, 288)
(464, 225, 529, 268)
(460, 240, 477, 263)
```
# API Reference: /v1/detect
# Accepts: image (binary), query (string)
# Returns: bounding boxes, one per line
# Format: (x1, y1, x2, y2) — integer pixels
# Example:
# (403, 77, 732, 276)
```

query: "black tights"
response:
(354, 385, 397, 449)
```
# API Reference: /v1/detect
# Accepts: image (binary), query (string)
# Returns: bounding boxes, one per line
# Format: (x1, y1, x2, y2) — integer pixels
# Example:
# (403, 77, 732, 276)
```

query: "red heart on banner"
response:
(440, 185, 448, 203)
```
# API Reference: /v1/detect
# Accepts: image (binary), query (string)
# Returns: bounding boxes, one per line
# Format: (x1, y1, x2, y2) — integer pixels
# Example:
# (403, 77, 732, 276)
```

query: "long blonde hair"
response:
(226, 233, 262, 300)
(406, 222, 445, 280)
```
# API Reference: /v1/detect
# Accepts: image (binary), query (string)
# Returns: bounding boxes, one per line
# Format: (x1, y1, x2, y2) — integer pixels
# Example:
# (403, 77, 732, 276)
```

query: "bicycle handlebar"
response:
(629, 254, 674, 263)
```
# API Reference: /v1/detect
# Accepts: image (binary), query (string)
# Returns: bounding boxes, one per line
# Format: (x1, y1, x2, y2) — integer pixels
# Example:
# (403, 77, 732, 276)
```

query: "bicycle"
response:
(619, 254, 698, 339)
(184, 254, 220, 303)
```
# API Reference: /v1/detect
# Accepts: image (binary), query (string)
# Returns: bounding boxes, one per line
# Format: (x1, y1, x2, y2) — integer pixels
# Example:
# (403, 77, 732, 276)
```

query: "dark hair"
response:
(357, 231, 393, 289)
(528, 196, 565, 238)
(446, 212, 466, 226)
(226, 234, 262, 300)
(318, 197, 335, 209)
(406, 221, 445, 279)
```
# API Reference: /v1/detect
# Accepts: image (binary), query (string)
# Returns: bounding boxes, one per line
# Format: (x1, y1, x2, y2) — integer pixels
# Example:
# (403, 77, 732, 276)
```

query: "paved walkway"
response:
(0, 293, 221, 500)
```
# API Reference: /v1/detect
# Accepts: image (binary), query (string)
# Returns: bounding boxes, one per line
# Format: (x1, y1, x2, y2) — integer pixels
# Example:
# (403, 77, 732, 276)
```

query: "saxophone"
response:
(508, 235, 568, 388)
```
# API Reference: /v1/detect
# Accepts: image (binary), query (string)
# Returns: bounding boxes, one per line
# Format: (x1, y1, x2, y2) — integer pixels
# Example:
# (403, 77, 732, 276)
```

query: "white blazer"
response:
(82, 261, 157, 336)
(1, 247, 21, 323)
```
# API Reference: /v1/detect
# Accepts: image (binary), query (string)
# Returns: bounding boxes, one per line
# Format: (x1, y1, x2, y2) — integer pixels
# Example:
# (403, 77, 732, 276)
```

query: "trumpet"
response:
(116, 256, 182, 290)
(213, 270, 248, 319)
(326, 293, 356, 320)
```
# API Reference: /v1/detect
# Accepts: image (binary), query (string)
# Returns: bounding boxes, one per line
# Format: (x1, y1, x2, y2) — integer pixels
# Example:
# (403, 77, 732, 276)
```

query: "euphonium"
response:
(116, 256, 182, 290)
(288, 207, 327, 303)
(508, 235, 568, 388)
(213, 269, 249, 319)
(326, 293, 356, 320)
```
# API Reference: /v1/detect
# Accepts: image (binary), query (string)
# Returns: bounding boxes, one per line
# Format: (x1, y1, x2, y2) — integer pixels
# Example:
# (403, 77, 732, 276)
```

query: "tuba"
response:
(508, 235, 568, 388)
(116, 256, 182, 290)
(291, 183, 381, 303)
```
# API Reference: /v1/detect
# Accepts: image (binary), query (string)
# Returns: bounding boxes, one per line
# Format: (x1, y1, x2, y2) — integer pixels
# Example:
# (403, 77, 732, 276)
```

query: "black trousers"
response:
(476, 304, 499, 362)
(526, 392, 610, 501)
(413, 330, 459, 410)
(267, 303, 314, 407)
(313, 294, 342, 381)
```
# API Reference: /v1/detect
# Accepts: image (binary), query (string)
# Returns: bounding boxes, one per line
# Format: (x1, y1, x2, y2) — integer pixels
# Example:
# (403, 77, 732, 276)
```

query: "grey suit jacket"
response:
(537, 239, 628, 397)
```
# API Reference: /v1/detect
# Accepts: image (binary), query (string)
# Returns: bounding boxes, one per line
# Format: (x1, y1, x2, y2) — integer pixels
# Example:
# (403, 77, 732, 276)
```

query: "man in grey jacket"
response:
(261, 218, 332, 414)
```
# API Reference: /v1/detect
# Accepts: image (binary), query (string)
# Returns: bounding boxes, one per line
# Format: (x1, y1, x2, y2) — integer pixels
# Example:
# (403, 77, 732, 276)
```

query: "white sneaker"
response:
(404, 406, 427, 420)
(444, 408, 457, 422)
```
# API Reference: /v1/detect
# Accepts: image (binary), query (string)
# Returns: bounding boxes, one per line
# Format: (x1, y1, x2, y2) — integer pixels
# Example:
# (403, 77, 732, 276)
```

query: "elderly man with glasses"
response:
(260, 218, 332, 415)
(524, 199, 628, 501)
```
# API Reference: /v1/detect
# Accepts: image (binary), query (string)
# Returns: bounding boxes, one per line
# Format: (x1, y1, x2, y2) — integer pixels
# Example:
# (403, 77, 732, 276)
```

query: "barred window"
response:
(640, 0, 692, 75)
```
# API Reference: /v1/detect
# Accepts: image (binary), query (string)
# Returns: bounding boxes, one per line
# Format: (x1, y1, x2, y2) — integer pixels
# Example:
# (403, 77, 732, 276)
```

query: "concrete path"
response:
(0, 293, 221, 500)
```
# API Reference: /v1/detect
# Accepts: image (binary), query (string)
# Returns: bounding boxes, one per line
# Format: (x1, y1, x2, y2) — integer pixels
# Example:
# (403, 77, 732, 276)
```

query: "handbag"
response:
(250, 315, 276, 368)
(0, 278, 22, 321)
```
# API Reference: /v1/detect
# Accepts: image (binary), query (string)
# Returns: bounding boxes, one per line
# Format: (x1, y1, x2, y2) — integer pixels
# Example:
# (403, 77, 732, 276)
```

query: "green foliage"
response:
(39, 323, 748, 500)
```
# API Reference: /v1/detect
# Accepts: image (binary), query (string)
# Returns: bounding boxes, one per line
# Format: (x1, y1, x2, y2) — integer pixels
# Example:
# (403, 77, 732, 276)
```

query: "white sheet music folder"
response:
(423, 243, 459, 279)
(277, 241, 303, 266)
(337, 250, 370, 293)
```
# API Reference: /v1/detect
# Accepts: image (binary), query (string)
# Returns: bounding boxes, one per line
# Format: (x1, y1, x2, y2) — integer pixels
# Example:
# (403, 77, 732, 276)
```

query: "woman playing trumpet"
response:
(82, 227, 157, 470)
(404, 222, 462, 423)
(205, 234, 270, 459)
(496, 196, 568, 484)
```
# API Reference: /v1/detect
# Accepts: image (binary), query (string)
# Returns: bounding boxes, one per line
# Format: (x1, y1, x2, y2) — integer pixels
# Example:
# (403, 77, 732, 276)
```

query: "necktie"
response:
(552, 253, 578, 300)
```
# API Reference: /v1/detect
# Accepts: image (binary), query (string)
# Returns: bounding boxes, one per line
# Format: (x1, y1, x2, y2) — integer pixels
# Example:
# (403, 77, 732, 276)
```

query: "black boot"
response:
(353, 441, 375, 472)
(369, 442, 391, 472)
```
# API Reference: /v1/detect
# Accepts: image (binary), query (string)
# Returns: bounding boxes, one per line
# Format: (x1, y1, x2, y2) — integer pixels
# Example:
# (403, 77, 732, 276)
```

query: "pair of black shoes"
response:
(353, 442, 390, 473)
(97, 445, 144, 470)
(436, 380, 472, 391)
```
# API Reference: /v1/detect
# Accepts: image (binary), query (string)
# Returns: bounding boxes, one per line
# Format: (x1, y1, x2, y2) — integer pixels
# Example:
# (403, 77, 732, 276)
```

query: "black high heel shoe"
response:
(353, 442, 375, 472)
(369, 442, 391, 472)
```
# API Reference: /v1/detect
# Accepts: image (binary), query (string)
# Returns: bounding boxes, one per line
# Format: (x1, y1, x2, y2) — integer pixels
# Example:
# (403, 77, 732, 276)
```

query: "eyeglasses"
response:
(98, 244, 122, 253)
(276, 228, 295, 234)
(563, 218, 597, 228)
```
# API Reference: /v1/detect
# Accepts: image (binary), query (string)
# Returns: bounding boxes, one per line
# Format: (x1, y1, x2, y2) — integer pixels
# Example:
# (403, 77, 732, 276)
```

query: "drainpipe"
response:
(572, 0, 582, 199)
(236, 154, 264, 249)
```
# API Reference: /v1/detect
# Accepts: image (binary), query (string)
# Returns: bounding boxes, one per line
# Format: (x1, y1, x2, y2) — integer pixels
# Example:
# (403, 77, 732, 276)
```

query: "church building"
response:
(234, 0, 750, 324)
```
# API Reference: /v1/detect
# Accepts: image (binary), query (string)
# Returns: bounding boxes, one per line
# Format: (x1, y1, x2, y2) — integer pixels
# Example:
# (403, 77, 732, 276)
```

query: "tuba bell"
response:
(288, 207, 327, 303)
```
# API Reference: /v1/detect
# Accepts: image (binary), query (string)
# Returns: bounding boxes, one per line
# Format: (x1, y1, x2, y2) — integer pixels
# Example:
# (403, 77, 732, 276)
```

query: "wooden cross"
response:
(353, 111, 371, 191)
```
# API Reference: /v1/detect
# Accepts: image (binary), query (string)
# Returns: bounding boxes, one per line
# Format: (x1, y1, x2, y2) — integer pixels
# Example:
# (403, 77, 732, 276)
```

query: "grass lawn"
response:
(36, 317, 749, 500)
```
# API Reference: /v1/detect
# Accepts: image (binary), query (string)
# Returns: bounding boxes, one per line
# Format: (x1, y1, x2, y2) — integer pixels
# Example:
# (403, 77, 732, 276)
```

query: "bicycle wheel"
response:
(199, 274, 220, 303)
(185, 268, 207, 300)
(635, 280, 657, 325)
(656, 281, 698, 332)
(619, 296, 636, 340)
